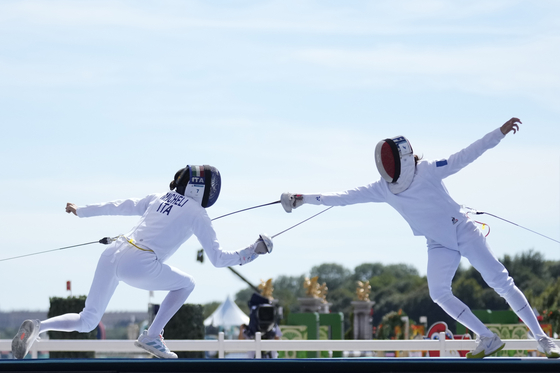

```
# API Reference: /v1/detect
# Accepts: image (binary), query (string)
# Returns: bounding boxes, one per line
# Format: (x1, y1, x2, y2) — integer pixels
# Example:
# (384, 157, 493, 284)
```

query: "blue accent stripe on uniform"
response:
(436, 160, 448, 167)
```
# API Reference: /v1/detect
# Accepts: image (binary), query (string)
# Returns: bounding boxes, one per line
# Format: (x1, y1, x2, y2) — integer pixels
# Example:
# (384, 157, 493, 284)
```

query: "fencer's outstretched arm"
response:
(72, 195, 157, 218)
(432, 118, 522, 180)
(500, 117, 521, 135)
(281, 184, 386, 212)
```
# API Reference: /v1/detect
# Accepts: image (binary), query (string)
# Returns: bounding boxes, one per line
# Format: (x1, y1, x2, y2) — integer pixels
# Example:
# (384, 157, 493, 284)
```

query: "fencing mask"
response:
(374, 136, 415, 194)
(174, 165, 221, 208)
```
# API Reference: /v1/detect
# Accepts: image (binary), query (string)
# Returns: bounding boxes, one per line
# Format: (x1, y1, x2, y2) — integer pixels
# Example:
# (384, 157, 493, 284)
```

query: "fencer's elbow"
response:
(212, 261, 229, 268)
(206, 256, 220, 268)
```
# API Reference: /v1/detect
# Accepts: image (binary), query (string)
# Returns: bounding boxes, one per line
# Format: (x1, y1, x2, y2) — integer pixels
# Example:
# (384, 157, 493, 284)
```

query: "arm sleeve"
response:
(302, 182, 386, 206)
(433, 128, 505, 179)
(76, 194, 158, 218)
(192, 213, 247, 268)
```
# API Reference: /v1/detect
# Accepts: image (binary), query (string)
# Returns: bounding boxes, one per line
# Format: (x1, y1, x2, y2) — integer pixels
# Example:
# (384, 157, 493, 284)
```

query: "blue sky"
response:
(1, 0, 559, 312)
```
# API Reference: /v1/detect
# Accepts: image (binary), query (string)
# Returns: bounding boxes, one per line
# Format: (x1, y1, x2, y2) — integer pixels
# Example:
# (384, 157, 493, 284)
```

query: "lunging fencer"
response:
(12, 165, 273, 359)
(281, 118, 560, 359)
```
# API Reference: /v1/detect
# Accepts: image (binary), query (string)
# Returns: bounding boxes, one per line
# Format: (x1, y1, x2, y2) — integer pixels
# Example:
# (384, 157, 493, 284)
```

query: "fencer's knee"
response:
(500, 285, 519, 299)
(185, 279, 195, 294)
(429, 286, 453, 306)
(170, 275, 195, 295)
(486, 273, 515, 297)
(78, 311, 102, 333)
(182, 275, 196, 292)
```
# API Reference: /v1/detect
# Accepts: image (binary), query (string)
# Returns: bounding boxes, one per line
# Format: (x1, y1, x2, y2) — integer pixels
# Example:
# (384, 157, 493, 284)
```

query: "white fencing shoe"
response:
(12, 319, 41, 359)
(134, 330, 178, 359)
(537, 336, 560, 358)
(466, 333, 505, 359)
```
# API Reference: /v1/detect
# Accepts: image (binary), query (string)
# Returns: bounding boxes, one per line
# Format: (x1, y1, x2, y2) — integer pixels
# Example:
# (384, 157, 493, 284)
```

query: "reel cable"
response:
(462, 206, 560, 244)
(0, 237, 118, 263)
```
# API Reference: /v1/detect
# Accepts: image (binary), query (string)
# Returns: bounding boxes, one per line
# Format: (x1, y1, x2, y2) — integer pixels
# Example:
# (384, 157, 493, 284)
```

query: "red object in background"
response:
(96, 321, 106, 340)
(66, 281, 71, 291)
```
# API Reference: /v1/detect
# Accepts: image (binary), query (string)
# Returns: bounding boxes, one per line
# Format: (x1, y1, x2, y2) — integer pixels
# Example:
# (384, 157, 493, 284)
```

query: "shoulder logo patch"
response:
(436, 160, 448, 167)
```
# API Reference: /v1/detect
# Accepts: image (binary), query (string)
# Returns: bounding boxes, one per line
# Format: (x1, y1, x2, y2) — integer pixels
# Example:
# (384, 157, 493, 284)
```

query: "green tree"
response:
(164, 304, 204, 358)
(502, 250, 549, 294)
(234, 287, 255, 315)
(272, 274, 307, 315)
(310, 263, 351, 291)
(452, 277, 484, 310)
(352, 263, 385, 282)
(234, 275, 308, 318)
(230, 250, 560, 339)
(202, 301, 221, 320)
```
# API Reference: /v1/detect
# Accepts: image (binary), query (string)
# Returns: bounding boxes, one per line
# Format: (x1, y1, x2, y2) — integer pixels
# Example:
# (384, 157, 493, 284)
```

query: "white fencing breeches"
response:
(40, 240, 195, 337)
(426, 220, 545, 338)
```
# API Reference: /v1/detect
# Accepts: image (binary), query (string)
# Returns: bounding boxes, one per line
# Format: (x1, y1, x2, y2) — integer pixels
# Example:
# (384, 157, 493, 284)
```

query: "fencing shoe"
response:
(466, 333, 505, 359)
(135, 330, 178, 359)
(537, 336, 560, 358)
(12, 319, 41, 359)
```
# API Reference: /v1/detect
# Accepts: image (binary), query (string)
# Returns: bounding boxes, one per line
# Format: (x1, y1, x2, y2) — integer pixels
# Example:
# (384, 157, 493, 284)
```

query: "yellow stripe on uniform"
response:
(126, 238, 154, 253)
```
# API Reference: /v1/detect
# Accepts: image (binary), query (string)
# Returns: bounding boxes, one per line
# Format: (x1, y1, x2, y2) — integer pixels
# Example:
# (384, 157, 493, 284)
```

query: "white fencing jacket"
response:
(77, 191, 244, 266)
(303, 128, 505, 250)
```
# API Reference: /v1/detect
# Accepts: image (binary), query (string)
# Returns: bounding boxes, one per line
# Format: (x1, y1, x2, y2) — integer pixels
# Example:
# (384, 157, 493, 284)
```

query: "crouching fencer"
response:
(12, 165, 273, 359)
(281, 118, 560, 359)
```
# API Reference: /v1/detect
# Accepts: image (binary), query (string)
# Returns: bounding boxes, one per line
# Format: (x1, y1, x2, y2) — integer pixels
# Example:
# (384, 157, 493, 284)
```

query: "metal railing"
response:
(0, 332, 554, 359)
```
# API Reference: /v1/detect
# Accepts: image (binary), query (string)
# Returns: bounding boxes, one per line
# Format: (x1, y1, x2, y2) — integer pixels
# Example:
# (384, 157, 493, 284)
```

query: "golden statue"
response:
(356, 280, 371, 302)
(259, 278, 274, 299)
(303, 276, 328, 303)
(317, 282, 328, 303)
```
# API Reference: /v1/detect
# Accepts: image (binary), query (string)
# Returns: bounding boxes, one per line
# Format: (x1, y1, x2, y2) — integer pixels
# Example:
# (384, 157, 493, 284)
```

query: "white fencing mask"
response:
(374, 136, 415, 194)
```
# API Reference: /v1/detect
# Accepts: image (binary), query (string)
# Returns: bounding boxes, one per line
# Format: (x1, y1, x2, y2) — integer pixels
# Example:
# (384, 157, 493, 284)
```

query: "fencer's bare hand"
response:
(66, 203, 77, 216)
(500, 117, 521, 135)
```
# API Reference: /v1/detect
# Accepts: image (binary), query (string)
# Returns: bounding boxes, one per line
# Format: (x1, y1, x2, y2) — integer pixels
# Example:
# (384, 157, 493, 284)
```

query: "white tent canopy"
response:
(203, 296, 249, 328)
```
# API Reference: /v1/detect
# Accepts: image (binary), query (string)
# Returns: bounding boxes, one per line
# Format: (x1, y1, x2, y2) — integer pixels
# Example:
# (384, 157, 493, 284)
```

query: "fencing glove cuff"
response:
(281, 193, 304, 213)
(238, 234, 273, 266)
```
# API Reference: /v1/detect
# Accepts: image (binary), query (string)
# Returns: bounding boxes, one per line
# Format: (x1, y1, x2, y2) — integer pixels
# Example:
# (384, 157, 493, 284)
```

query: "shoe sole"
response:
(542, 349, 560, 359)
(12, 320, 39, 359)
(537, 339, 560, 358)
(466, 342, 505, 359)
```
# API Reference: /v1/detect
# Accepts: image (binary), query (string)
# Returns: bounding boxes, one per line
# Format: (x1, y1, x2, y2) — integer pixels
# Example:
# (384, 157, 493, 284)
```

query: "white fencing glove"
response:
(238, 234, 274, 266)
(281, 193, 304, 213)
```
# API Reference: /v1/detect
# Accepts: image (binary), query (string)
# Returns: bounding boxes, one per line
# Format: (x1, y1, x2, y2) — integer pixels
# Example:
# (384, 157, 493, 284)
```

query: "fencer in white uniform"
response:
(12, 165, 273, 359)
(281, 118, 560, 359)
